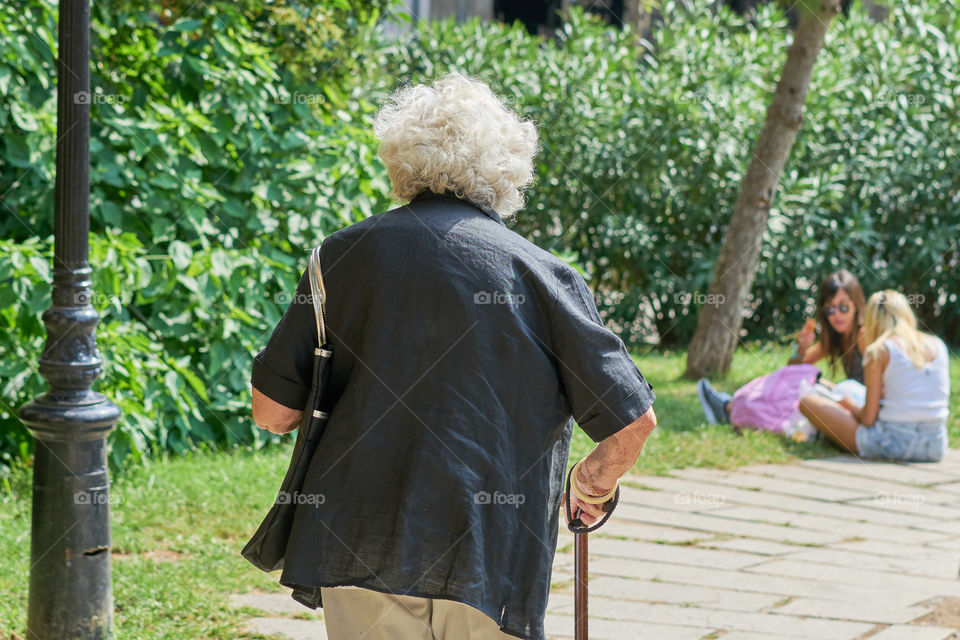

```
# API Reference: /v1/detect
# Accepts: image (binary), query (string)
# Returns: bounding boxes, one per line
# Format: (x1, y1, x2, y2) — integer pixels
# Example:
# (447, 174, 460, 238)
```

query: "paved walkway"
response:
(229, 451, 960, 639)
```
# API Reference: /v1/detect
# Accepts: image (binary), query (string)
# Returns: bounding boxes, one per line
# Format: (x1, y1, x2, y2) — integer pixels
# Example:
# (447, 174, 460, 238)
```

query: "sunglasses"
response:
(823, 303, 851, 316)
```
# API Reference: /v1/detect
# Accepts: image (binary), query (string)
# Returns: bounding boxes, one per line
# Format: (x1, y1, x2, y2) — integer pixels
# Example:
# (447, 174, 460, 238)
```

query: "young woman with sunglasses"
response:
(787, 270, 867, 383)
(698, 270, 868, 433)
(798, 290, 949, 460)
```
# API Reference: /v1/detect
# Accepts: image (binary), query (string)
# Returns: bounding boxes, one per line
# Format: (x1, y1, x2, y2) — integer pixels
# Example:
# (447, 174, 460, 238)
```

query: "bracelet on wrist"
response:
(571, 458, 617, 504)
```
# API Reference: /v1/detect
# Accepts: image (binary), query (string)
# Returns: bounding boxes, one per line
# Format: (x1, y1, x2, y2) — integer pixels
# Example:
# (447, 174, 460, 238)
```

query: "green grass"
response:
(570, 342, 831, 472)
(1, 344, 958, 638)
(0, 445, 300, 639)
(568, 342, 960, 473)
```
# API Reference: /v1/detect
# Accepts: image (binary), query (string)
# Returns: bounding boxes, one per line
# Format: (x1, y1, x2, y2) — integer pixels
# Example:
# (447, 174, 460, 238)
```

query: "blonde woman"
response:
(250, 72, 657, 640)
(798, 290, 950, 461)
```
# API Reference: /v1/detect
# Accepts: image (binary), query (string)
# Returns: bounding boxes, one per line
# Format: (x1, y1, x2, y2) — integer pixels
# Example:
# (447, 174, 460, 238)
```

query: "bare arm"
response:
(251, 385, 303, 434)
(842, 347, 887, 427)
(789, 340, 824, 366)
(565, 406, 657, 525)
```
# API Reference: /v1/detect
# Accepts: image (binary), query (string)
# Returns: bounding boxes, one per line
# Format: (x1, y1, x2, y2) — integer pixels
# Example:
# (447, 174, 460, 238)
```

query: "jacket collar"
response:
(409, 189, 507, 227)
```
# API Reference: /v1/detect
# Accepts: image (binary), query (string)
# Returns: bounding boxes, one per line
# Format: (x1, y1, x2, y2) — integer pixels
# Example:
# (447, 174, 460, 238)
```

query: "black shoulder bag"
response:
(241, 245, 333, 572)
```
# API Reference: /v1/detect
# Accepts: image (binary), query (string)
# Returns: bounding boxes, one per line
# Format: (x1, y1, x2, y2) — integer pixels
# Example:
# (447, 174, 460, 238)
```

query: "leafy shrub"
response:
(367, 0, 959, 346)
(0, 0, 394, 474)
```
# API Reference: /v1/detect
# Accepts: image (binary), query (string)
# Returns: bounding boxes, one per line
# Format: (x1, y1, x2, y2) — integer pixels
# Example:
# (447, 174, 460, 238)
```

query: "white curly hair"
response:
(373, 71, 539, 219)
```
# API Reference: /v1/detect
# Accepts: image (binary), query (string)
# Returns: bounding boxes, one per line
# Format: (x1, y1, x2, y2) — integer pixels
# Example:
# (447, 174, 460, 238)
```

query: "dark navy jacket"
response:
(251, 190, 655, 640)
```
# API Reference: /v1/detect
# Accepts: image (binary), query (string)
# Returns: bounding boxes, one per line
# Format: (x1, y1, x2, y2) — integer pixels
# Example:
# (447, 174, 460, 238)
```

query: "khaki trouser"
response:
(320, 585, 515, 640)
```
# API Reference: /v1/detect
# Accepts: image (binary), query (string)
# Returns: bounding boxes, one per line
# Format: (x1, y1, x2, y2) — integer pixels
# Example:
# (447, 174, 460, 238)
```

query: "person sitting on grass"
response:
(797, 289, 950, 461)
(697, 269, 868, 426)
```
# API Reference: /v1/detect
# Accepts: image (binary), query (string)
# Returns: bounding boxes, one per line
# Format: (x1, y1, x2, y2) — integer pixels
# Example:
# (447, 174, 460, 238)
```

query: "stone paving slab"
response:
(242, 617, 327, 640)
(737, 462, 960, 506)
(798, 457, 959, 486)
(666, 467, 876, 501)
(228, 452, 960, 639)
(568, 575, 786, 612)
(868, 624, 959, 639)
(699, 537, 807, 557)
(585, 536, 765, 570)
(781, 546, 957, 579)
(646, 470, 959, 540)
(587, 519, 708, 544)
(614, 501, 846, 545)
(928, 537, 960, 553)
(831, 537, 957, 558)
(743, 557, 960, 595)
(544, 614, 713, 639)
(643, 469, 951, 533)
(228, 591, 315, 616)
(935, 481, 960, 497)
(546, 595, 876, 637)
(772, 597, 932, 624)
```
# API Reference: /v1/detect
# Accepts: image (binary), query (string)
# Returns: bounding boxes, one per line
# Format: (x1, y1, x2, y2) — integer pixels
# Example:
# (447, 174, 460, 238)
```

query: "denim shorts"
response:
(855, 419, 948, 462)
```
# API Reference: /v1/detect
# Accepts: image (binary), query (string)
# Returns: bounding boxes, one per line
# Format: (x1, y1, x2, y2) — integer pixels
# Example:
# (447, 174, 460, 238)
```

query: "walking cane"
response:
(564, 461, 620, 640)
(574, 510, 588, 640)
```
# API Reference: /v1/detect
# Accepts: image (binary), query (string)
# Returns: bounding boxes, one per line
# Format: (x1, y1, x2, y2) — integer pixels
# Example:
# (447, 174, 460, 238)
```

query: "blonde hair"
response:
(373, 71, 539, 219)
(863, 290, 937, 368)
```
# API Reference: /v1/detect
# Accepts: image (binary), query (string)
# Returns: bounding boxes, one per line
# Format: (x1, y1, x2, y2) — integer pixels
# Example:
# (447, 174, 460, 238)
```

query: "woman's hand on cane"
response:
(563, 493, 607, 526)
(563, 459, 615, 526)
(562, 407, 658, 527)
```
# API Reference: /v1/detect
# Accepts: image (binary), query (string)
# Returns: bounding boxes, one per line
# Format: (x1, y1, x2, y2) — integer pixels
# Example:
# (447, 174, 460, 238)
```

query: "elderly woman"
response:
(250, 72, 657, 640)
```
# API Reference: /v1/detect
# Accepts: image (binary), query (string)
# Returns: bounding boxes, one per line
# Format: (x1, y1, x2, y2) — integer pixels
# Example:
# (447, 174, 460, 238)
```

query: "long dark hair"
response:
(816, 270, 866, 376)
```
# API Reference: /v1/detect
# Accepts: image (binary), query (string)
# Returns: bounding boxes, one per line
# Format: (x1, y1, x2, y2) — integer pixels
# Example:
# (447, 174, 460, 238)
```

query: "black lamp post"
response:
(17, 0, 122, 638)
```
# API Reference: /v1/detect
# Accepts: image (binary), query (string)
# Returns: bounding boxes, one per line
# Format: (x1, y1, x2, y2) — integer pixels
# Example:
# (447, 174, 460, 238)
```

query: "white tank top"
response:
(878, 336, 950, 423)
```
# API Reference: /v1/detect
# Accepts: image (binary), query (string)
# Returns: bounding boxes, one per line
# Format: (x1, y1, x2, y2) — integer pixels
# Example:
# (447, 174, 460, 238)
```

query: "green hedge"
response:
(367, 0, 959, 346)
(1, 0, 957, 474)
(0, 0, 394, 474)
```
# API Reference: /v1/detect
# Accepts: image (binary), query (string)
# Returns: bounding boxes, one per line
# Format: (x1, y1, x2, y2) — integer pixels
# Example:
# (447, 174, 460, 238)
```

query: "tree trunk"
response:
(684, 0, 841, 379)
(623, 0, 652, 36)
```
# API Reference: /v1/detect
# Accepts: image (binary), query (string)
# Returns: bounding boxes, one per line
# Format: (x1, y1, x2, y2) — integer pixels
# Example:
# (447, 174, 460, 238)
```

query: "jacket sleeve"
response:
(250, 264, 318, 410)
(548, 265, 655, 443)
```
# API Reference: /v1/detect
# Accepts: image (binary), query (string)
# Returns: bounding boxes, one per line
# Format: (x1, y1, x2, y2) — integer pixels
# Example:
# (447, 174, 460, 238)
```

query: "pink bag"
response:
(728, 364, 821, 435)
